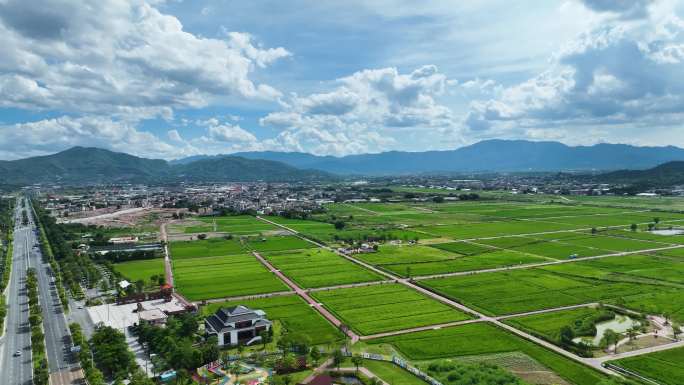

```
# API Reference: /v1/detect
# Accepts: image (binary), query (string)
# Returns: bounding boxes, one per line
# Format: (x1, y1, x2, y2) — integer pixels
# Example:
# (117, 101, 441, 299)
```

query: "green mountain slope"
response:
(598, 161, 684, 186)
(0, 147, 333, 185)
(171, 155, 332, 182)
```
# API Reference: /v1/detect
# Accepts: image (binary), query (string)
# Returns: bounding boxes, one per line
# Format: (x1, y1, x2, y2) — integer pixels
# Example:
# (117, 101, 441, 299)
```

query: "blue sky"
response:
(0, 0, 683, 160)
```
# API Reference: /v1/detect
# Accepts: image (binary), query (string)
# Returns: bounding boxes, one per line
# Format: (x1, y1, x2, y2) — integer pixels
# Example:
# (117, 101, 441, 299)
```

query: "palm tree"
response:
(672, 323, 681, 341)
(601, 329, 619, 354)
(351, 355, 363, 373)
(332, 349, 344, 371)
(626, 326, 639, 343)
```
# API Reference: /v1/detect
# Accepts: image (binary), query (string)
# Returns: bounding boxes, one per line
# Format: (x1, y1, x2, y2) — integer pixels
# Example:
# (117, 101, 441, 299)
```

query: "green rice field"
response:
(173, 253, 288, 300)
(311, 283, 472, 335)
(165, 197, 684, 384)
(612, 346, 684, 385)
(368, 323, 606, 385)
(112, 258, 164, 283)
(264, 249, 383, 288)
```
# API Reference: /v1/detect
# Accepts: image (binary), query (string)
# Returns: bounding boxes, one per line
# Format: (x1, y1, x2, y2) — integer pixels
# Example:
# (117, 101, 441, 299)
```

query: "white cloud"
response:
(0, 0, 289, 119)
(259, 65, 459, 155)
(167, 129, 183, 142)
(225, 32, 292, 68)
(464, 9, 684, 140)
(208, 123, 258, 143)
(0, 116, 177, 160)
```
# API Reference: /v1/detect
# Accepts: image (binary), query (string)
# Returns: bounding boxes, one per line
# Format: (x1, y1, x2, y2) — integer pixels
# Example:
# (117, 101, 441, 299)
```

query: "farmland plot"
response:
(369, 323, 606, 385)
(311, 284, 471, 335)
(612, 346, 684, 385)
(112, 258, 164, 282)
(170, 238, 246, 259)
(173, 253, 288, 300)
(264, 249, 383, 288)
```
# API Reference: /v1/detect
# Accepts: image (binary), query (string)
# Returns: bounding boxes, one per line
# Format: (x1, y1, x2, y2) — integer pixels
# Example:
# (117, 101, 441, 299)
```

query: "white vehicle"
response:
(14, 350, 21, 357)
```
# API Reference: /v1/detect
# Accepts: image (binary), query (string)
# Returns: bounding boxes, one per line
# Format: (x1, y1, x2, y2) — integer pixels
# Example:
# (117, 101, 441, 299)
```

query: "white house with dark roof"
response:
(205, 305, 272, 346)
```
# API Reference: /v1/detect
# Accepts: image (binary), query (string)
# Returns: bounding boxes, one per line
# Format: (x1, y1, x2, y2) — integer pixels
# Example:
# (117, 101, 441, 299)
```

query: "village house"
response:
(205, 305, 272, 346)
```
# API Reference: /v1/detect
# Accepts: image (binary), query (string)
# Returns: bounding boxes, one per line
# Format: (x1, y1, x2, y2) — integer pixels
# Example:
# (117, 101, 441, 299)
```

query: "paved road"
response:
(25, 200, 85, 385)
(0, 199, 34, 385)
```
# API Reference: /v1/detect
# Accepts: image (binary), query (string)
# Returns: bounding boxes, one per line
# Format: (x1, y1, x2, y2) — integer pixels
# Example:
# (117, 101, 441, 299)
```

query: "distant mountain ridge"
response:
(178, 140, 684, 175)
(0, 147, 332, 185)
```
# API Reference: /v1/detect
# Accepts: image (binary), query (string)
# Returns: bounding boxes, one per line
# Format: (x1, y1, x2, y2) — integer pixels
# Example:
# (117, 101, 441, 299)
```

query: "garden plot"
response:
(368, 323, 606, 385)
(311, 283, 472, 335)
(173, 253, 288, 301)
(264, 249, 383, 288)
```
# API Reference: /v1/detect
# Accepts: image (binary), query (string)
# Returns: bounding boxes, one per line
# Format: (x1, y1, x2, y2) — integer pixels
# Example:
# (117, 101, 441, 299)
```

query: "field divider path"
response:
(195, 290, 297, 305)
(495, 302, 599, 320)
(343, 203, 380, 215)
(256, 216, 621, 376)
(307, 279, 394, 293)
(251, 251, 360, 343)
(160, 221, 174, 287)
(593, 339, 684, 363)
(422, 217, 684, 243)
(360, 318, 484, 340)
(411, 244, 684, 281)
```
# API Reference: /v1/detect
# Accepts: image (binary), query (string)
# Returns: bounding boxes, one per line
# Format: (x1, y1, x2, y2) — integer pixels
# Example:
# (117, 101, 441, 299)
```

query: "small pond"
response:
(572, 315, 641, 346)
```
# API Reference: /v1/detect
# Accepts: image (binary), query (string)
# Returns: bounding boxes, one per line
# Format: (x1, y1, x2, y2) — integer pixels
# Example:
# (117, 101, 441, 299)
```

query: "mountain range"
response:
(2, 140, 684, 185)
(180, 140, 684, 175)
(0, 147, 331, 185)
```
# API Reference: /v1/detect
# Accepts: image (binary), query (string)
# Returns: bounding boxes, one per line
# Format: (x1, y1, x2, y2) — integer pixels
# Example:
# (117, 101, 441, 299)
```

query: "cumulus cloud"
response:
(0, 114, 269, 161)
(0, 0, 289, 119)
(225, 32, 292, 68)
(208, 123, 258, 143)
(0, 116, 177, 160)
(167, 129, 183, 142)
(464, 10, 684, 139)
(259, 65, 458, 155)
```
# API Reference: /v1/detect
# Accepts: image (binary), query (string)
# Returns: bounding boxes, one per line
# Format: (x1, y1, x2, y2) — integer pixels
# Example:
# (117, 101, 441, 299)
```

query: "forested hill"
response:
(597, 161, 684, 186)
(0, 147, 333, 185)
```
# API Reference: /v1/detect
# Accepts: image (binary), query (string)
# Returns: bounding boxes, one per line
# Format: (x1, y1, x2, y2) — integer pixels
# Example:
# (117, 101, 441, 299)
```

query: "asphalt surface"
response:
(0, 199, 34, 385)
(25, 200, 81, 384)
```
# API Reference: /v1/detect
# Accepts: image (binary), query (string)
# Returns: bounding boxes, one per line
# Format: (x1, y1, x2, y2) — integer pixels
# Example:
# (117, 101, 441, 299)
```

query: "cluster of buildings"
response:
(37, 183, 343, 219)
